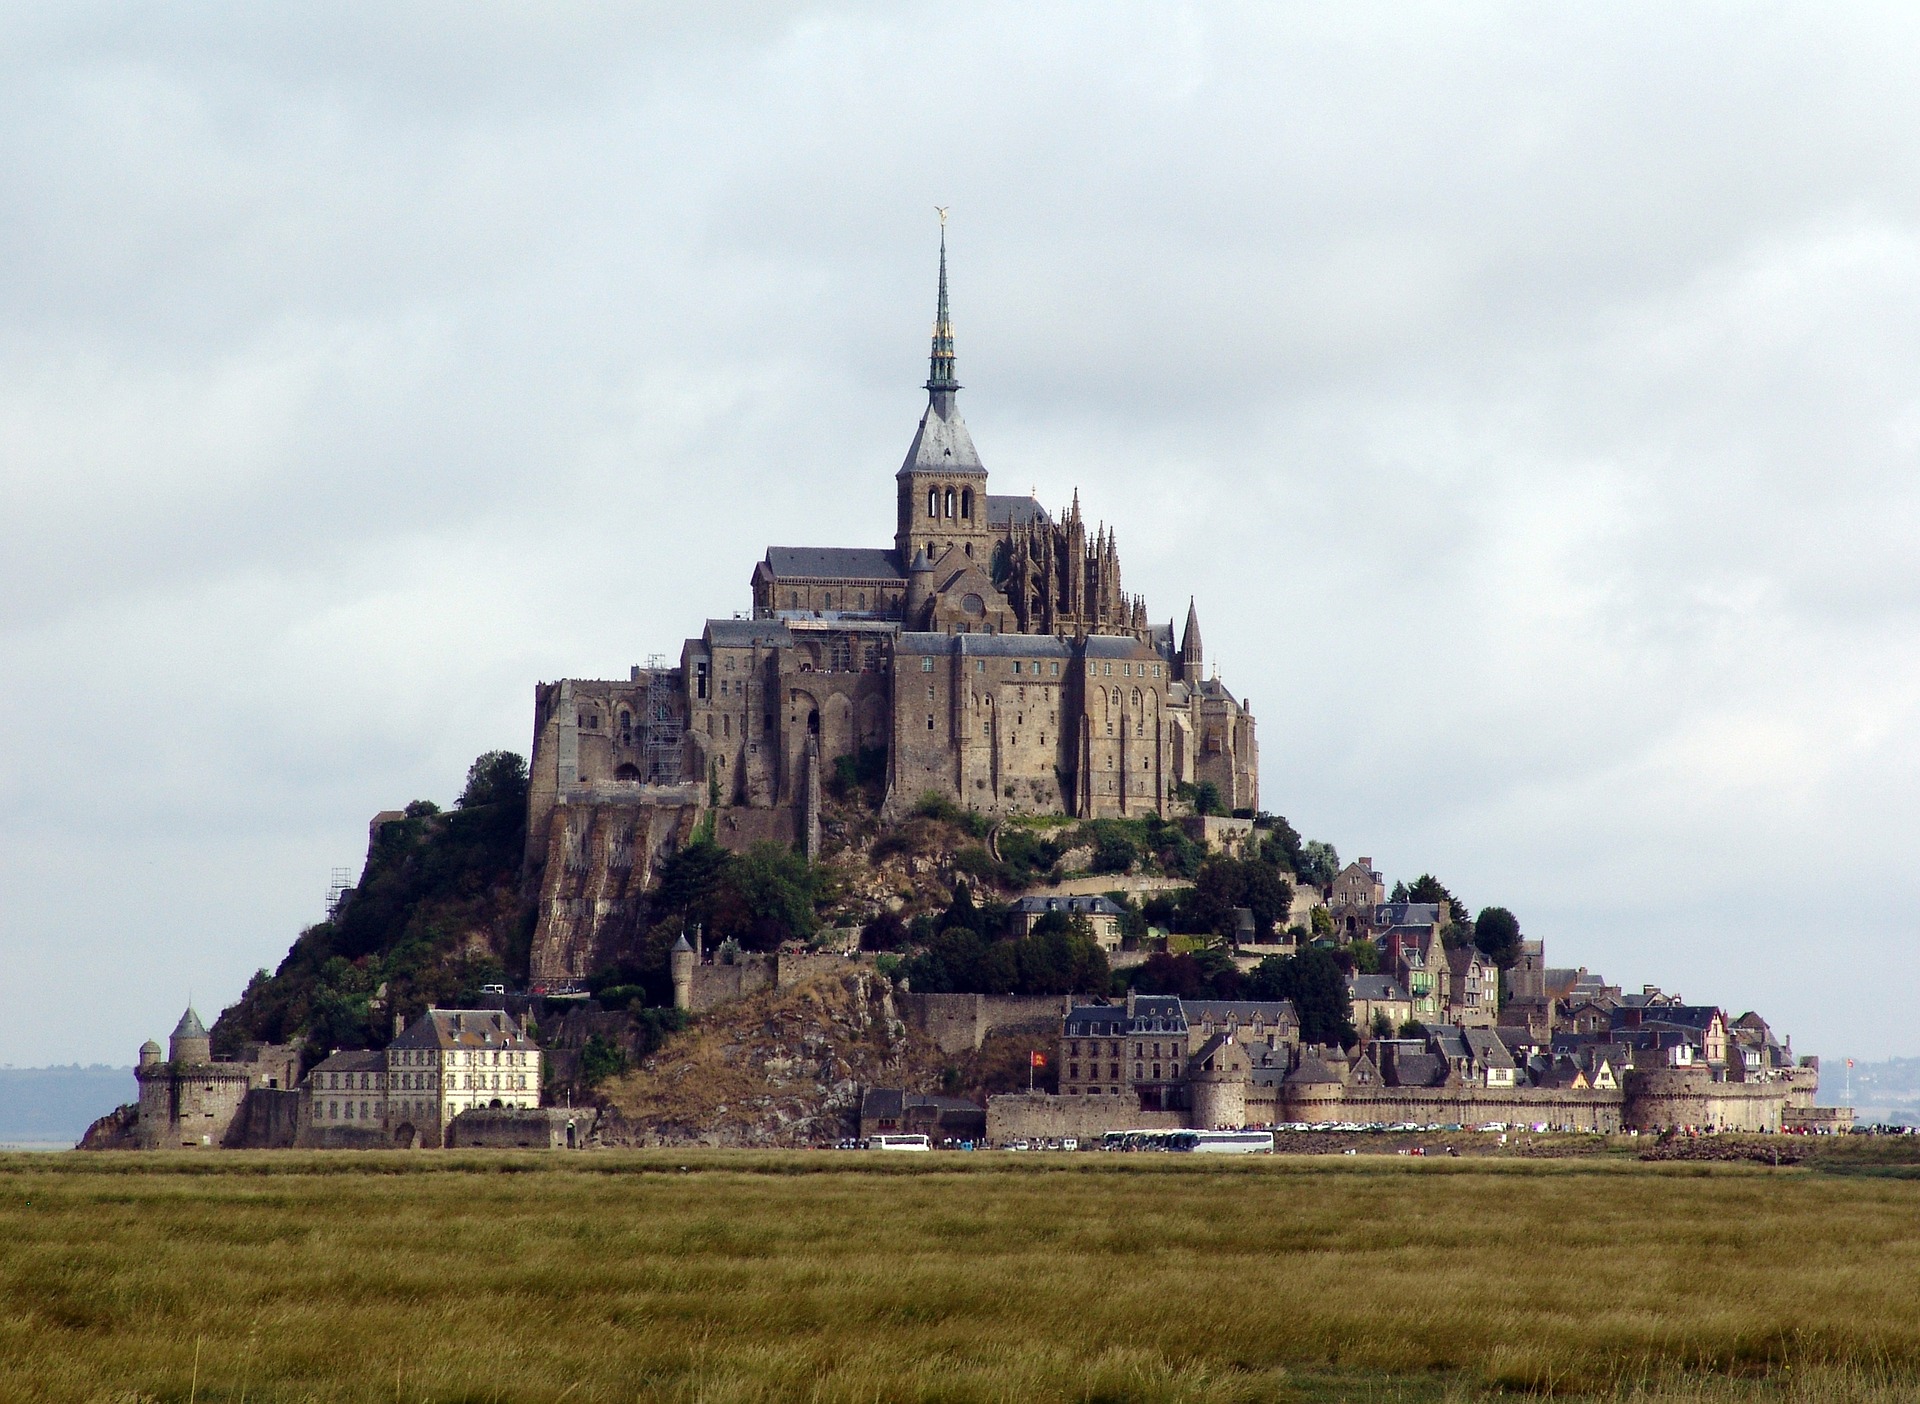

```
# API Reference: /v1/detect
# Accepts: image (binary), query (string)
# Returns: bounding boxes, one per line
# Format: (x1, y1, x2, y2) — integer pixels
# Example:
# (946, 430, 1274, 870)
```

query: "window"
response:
(1104, 663, 1112, 675)
(928, 488, 939, 518)
(927, 715, 935, 730)
(790, 591, 800, 608)
(921, 657, 934, 672)
(961, 487, 973, 519)
(1051, 663, 1059, 676)
(823, 593, 832, 609)
(944, 487, 956, 517)
(976, 659, 985, 672)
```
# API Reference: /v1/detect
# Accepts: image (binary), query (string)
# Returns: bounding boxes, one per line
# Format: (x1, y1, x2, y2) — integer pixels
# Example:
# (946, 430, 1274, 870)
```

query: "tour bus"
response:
(1100, 1129, 1274, 1154)
(866, 1133, 932, 1151)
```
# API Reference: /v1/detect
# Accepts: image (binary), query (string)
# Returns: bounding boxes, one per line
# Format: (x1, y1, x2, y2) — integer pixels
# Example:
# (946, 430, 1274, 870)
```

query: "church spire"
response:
(1182, 597, 1204, 679)
(926, 211, 959, 400)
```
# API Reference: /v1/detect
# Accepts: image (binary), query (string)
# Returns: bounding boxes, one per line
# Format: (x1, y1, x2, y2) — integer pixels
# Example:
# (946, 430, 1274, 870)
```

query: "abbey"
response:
(524, 233, 1258, 981)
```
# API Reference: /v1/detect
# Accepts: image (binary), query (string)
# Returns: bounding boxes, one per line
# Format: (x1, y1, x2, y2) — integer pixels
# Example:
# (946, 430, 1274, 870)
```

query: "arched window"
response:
(961, 488, 973, 519)
(928, 488, 939, 518)
(944, 487, 956, 518)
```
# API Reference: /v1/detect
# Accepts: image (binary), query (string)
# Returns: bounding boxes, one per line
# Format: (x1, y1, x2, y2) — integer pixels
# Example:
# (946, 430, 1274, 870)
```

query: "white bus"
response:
(866, 1133, 931, 1151)
(1176, 1130, 1274, 1154)
(1100, 1129, 1274, 1154)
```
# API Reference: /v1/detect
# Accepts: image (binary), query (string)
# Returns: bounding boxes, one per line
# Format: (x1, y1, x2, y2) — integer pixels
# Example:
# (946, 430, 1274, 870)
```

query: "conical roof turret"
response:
(172, 1006, 207, 1041)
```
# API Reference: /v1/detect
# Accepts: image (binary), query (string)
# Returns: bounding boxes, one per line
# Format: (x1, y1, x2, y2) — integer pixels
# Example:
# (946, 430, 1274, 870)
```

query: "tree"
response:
(652, 839, 735, 935)
(941, 880, 986, 936)
(860, 910, 910, 952)
(1256, 814, 1304, 874)
(459, 751, 529, 810)
(1247, 949, 1356, 1048)
(1184, 857, 1293, 941)
(1407, 874, 1471, 929)
(1473, 906, 1523, 970)
(1346, 939, 1380, 974)
(1296, 841, 1340, 889)
(579, 1034, 627, 1087)
(1370, 1009, 1393, 1039)
(1389, 879, 1410, 902)
(725, 843, 821, 949)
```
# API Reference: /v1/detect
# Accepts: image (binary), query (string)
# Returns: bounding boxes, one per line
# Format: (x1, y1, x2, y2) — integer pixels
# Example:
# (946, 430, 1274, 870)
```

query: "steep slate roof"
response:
(312, 1048, 385, 1075)
(172, 1007, 208, 1040)
(1372, 902, 1443, 927)
(1462, 1028, 1516, 1069)
(1011, 894, 1126, 916)
(1388, 1052, 1446, 1088)
(1084, 634, 1159, 659)
(1348, 975, 1407, 1002)
(986, 494, 1049, 528)
(898, 400, 985, 477)
(1184, 999, 1299, 1027)
(762, 547, 906, 581)
(1285, 1052, 1345, 1086)
(389, 1009, 535, 1053)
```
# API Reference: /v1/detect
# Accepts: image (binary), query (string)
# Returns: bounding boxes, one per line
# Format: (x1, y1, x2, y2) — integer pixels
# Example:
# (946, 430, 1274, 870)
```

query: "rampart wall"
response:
(1624, 1069, 1802, 1133)
(986, 1091, 1183, 1143)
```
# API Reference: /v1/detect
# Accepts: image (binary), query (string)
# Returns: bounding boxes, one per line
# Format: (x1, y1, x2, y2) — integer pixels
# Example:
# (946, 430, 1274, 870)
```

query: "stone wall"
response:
(448, 1107, 595, 1149)
(899, 993, 1070, 1055)
(986, 1091, 1183, 1144)
(296, 1124, 394, 1150)
(710, 805, 798, 853)
(689, 957, 775, 1013)
(237, 1088, 303, 1149)
(1624, 1069, 1805, 1133)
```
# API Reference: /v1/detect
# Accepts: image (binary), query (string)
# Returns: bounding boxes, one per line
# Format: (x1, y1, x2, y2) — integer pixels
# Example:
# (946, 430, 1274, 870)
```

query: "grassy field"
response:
(8, 1152, 1920, 1402)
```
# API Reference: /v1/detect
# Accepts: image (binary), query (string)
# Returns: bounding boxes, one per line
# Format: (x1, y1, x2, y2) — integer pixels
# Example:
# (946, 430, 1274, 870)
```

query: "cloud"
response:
(3, 2, 1919, 1062)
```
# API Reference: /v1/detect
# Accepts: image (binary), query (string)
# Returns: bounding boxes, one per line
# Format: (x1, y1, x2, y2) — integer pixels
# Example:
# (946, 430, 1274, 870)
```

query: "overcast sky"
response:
(4, 3, 1919, 1067)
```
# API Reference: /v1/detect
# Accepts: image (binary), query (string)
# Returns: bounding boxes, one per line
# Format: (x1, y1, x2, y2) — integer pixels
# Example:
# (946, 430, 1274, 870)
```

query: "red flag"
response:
(1030, 1051, 1045, 1068)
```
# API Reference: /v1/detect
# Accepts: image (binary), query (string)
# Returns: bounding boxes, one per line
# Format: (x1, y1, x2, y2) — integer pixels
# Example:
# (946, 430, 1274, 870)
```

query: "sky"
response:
(4, 3, 1920, 1066)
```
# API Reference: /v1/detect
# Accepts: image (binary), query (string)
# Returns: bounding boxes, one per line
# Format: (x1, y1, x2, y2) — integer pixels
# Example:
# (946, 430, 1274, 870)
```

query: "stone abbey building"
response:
(525, 234, 1258, 981)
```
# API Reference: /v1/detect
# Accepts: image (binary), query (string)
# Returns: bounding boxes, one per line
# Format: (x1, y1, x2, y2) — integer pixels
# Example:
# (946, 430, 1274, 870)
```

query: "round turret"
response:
(168, 1006, 211, 1066)
(904, 546, 934, 626)
(670, 934, 695, 1013)
(138, 1039, 163, 1069)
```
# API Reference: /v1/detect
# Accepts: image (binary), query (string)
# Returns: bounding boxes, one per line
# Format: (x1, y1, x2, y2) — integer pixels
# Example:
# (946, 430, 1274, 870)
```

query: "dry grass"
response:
(6, 1152, 1920, 1401)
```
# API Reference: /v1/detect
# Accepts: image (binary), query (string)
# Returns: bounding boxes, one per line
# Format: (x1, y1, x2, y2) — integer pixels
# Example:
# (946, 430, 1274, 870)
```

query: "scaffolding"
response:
(644, 653, 685, 784)
(326, 867, 352, 919)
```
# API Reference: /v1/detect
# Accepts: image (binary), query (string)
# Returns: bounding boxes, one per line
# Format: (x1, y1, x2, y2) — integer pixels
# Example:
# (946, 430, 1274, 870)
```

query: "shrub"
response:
(579, 1034, 627, 1087)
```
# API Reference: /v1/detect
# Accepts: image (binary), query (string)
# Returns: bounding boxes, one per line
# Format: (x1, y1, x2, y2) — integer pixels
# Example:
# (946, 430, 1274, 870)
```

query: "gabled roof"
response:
(389, 1009, 535, 1052)
(762, 547, 906, 582)
(1462, 1028, 1516, 1069)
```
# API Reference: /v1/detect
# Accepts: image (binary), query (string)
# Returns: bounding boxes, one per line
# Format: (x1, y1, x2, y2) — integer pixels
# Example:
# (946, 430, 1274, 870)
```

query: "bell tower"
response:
(895, 213, 992, 567)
